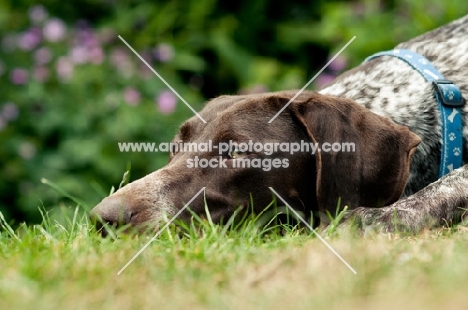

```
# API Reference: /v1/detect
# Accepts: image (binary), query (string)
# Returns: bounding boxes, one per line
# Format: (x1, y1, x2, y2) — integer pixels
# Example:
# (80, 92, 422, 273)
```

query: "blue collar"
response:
(365, 49, 464, 178)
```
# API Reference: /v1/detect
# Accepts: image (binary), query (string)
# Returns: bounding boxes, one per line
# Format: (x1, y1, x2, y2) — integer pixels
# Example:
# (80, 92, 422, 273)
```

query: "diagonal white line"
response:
(117, 187, 206, 275)
(268, 36, 356, 123)
(269, 187, 357, 274)
(118, 35, 207, 123)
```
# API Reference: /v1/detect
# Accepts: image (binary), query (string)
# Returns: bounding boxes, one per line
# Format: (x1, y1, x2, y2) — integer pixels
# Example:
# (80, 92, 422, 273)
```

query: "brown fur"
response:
(90, 91, 420, 233)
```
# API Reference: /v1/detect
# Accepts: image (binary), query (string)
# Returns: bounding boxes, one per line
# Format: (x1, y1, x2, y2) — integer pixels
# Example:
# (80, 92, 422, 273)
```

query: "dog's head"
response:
(90, 90, 420, 233)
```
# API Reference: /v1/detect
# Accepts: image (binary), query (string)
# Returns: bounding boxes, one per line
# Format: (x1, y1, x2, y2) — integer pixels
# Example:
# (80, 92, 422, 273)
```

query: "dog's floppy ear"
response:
(288, 92, 421, 212)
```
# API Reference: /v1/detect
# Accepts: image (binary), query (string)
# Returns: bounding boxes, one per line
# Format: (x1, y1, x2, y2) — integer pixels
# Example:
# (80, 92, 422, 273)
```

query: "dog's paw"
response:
(343, 206, 412, 234)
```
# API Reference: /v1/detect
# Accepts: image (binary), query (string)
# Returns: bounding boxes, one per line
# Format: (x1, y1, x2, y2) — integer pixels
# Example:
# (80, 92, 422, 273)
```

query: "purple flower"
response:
(153, 43, 174, 63)
(34, 47, 52, 65)
(70, 42, 103, 65)
(124, 87, 141, 106)
(76, 28, 98, 48)
(328, 55, 348, 71)
(88, 46, 104, 64)
(29, 5, 48, 24)
(33, 66, 50, 82)
(111, 47, 129, 65)
(156, 90, 176, 114)
(10, 68, 28, 85)
(43, 18, 67, 42)
(138, 51, 153, 79)
(70, 45, 88, 64)
(56, 57, 74, 81)
(141, 50, 152, 63)
(314, 73, 336, 89)
(17, 28, 42, 51)
(2, 102, 19, 121)
(110, 47, 134, 77)
(139, 63, 153, 79)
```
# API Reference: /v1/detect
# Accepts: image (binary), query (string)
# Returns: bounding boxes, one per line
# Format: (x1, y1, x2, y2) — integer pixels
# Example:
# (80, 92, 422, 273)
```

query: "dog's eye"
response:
(228, 148, 248, 159)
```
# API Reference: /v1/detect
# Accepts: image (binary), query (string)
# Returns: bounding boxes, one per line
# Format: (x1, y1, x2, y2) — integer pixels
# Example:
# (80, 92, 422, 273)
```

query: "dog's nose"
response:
(89, 195, 132, 236)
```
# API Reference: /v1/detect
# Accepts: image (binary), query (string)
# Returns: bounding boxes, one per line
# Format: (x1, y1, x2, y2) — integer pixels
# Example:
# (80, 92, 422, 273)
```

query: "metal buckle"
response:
(432, 80, 465, 107)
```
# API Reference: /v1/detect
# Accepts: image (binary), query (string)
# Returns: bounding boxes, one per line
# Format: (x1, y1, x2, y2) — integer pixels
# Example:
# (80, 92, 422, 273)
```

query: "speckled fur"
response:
(320, 15, 468, 232)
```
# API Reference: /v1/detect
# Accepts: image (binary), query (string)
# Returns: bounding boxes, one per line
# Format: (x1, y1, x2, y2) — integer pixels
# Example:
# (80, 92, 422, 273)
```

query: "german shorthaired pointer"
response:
(91, 14, 468, 234)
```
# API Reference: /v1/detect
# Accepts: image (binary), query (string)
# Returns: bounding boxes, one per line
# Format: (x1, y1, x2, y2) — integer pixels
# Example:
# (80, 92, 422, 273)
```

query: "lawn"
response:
(1, 207, 468, 310)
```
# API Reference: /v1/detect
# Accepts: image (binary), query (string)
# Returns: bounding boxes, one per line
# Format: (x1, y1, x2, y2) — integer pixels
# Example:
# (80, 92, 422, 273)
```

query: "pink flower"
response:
(124, 87, 141, 106)
(2, 102, 19, 121)
(156, 90, 176, 114)
(34, 47, 52, 65)
(56, 57, 74, 81)
(137, 51, 153, 79)
(43, 18, 66, 42)
(111, 47, 129, 66)
(88, 46, 104, 64)
(111, 47, 134, 77)
(139, 63, 153, 79)
(328, 55, 348, 71)
(70, 44, 104, 65)
(33, 66, 50, 82)
(153, 43, 174, 62)
(29, 5, 48, 24)
(10, 68, 28, 85)
(70, 45, 88, 64)
(18, 28, 42, 51)
(314, 73, 336, 89)
(76, 28, 98, 48)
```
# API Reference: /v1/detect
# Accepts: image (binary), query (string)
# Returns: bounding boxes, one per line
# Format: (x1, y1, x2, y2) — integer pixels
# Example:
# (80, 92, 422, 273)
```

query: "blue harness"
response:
(365, 49, 465, 178)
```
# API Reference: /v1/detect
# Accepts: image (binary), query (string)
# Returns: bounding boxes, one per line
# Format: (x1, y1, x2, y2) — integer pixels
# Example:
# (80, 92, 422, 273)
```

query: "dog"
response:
(90, 14, 468, 234)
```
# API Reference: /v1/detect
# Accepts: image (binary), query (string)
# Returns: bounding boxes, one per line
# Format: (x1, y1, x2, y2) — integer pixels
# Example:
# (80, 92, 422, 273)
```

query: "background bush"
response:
(1, 0, 467, 223)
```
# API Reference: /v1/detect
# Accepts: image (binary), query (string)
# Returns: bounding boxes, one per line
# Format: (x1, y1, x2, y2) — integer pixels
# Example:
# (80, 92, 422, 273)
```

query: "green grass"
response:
(1, 204, 468, 310)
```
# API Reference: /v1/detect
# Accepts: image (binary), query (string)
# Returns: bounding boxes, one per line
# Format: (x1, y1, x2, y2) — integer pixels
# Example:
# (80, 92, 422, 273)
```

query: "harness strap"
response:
(365, 49, 464, 178)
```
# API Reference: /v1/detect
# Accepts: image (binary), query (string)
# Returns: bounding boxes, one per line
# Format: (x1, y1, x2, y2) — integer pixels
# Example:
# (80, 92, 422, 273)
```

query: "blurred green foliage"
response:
(1, 0, 467, 223)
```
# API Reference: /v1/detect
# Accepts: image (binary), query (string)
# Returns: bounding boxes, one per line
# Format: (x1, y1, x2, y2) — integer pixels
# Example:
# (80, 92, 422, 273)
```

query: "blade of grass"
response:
(0, 212, 20, 241)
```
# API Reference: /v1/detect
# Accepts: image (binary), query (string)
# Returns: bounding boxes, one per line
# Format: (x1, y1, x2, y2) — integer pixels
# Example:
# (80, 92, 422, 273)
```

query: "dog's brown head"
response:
(90, 90, 420, 233)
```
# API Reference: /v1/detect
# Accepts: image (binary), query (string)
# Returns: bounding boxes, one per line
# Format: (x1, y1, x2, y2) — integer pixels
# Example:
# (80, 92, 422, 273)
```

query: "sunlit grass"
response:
(2, 196, 468, 309)
(0, 178, 468, 309)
